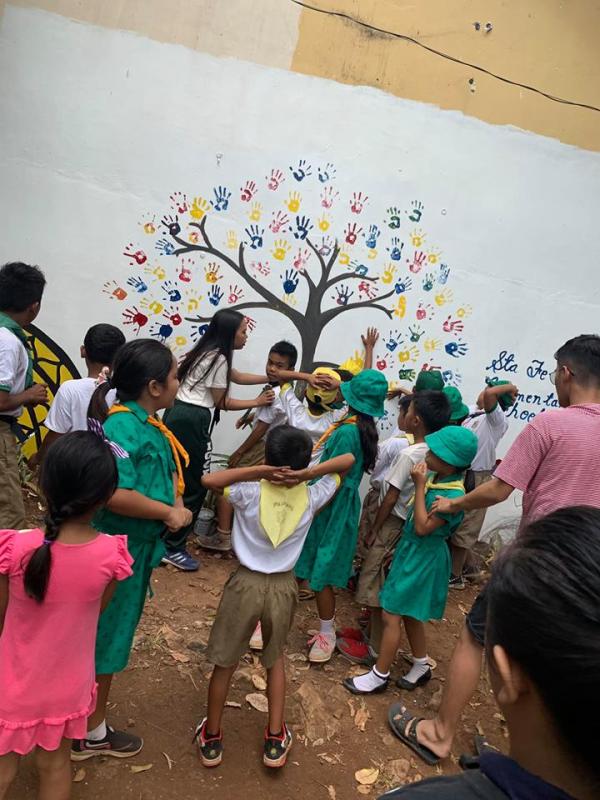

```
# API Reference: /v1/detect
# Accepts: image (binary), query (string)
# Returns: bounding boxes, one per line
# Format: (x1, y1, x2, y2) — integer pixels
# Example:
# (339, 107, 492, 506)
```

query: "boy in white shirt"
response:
(195, 425, 354, 769)
(0, 262, 48, 528)
(448, 378, 518, 588)
(36, 323, 125, 461)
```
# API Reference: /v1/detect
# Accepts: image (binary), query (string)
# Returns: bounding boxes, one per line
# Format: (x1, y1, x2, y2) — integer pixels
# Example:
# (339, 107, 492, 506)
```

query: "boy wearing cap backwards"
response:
(448, 378, 518, 588)
(343, 425, 478, 695)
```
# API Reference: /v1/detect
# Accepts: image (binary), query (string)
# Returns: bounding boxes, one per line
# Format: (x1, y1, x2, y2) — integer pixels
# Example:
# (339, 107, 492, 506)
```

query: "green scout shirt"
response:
(403, 473, 465, 541)
(93, 401, 175, 543)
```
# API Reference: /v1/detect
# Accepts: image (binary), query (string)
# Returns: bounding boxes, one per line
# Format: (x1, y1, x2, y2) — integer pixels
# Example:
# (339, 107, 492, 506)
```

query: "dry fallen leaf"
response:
(327, 786, 336, 800)
(130, 763, 153, 774)
(245, 692, 269, 712)
(355, 767, 379, 785)
(252, 673, 267, 691)
(357, 786, 372, 795)
(354, 703, 370, 732)
(169, 650, 191, 664)
(72, 768, 86, 783)
(225, 700, 242, 708)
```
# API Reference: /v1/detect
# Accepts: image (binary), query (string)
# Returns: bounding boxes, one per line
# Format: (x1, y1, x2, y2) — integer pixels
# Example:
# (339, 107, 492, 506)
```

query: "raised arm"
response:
(361, 327, 379, 370)
(230, 368, 269, 385)
(482, 382, 518, 413)
(430, 476, 513, 516)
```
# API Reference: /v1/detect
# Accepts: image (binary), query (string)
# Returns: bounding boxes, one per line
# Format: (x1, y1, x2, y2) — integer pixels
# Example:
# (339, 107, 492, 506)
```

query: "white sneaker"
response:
(307, 632, 336, 663)
(195, 530, 231, 552)
(249, 622, 263, 650)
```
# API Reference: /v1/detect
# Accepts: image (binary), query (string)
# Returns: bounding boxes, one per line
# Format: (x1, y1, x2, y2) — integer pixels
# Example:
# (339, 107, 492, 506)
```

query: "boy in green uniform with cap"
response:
(343, 425, 477, 695)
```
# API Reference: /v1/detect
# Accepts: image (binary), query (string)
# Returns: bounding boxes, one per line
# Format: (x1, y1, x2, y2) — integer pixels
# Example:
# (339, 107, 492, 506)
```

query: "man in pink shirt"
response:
(387, 334, 600, 766)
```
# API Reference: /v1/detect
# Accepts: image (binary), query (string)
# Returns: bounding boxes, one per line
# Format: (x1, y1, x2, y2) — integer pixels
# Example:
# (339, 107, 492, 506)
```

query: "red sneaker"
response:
(336, 637, 374, 666)
(336, 627, 364, 642)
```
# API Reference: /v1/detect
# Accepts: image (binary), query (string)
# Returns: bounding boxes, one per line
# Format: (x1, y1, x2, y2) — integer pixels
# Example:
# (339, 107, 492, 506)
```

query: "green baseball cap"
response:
(414, 370, 444, 392)
(425, 425, 478, 469)
(341, 369, 388, 418)
(443, 386, 469, 421)
(485, 377, 516, 411)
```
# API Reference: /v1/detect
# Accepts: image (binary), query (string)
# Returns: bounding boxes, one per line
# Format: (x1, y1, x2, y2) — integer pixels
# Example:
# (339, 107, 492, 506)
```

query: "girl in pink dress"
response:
(0, 431, 133, 799)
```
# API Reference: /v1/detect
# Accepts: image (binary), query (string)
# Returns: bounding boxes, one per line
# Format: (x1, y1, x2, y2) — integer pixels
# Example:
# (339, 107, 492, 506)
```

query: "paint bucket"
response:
(194, 508, 216, 537)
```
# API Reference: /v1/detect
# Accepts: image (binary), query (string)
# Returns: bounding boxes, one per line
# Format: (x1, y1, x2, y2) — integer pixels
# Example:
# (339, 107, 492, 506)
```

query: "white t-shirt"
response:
(370, 434, 411, 490)
(225, 474, 339, 572)
(463, 404, 508, 472)
(278, 385, 347, 466)
(0, 328, 30, 417)
(45, 377, 117, 433)
(177, 351, 228, 408)
(381, 442, 429, 520)
(255, 386, 287, 429)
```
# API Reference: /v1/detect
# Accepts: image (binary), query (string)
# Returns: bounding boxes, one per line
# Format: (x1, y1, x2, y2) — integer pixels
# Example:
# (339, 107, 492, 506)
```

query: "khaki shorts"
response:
(236, 438, 266, 468)
(0, 420, 25, 529)
(207, 566, 298, 669)
(451, 470, 493, 549)
(355, 487, 380, 563)
(355, 515, 404, 607)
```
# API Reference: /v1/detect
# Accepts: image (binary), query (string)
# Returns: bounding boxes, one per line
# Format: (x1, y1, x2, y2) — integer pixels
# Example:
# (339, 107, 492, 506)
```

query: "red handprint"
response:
(169, 191, 188, 214)
(345, 222, 363, 245)
(228, 284, 244, 303)
(178, 258, 193, 283)
(166, 311, 182, 326)
(350, 191, 368, 214)
(293, 248, 310, 271)
(245, 316, 257, 332)
(122, 306, 148, 333)
(416, 302, 434, 321)
(269, 210, 289, 234)
(358, 281, 376, 299)
(266, 169, 285, 191)
(240, 180, 257, 202)
(321, 186, 339, 209)
(408, 251, 427, 274)
(252, 261, 271, 277)
(442, 316, 464, 334)
(123, 243, 147, 265)
(376, 355, 389, 371)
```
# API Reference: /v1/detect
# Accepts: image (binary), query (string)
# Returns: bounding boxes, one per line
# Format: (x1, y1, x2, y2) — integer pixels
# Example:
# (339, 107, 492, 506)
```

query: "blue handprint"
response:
(161, 281, 182, 303)
(282, 270, 300, 294)
(442, 368, 462, 385)
(291, 215, 314, 241)
(387, 237, 404, 261)
(318, 162, 336, 183)
(387, 207, 401, 229)
(408, 200, 424, 223)
(192, 323, 210, 341)
(364, 224, 381, 249)
(350, 259, 368, 277)
(245, 225, 264, 250)
(438, 264, 451, 284)
(394, 277, 413, 294)
(127, 276, 148, 293)
(211, 185, 231, 212)
(445, 339, 469, 358)
(208, 285, 224, 307)
(151, 322, 173, 342)
(385, 332, 403, 352)
(290, 159, 312, 182)
(161, 215, 180, 236)
(335, 285, 354, 306)
(408, 325, 424, 343)
(318, 236, 332, 257)
(422, 273, 435, 291)
(155, 238, 175, 256)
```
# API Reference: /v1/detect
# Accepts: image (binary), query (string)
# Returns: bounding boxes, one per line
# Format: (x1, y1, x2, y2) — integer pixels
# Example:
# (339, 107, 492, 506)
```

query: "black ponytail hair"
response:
(351, 409, 378, 473)
(88, 338, 174, 422)
(23, 431, 118, 602)
(177, 309, 244, 396)
(487, 506, 600, 782)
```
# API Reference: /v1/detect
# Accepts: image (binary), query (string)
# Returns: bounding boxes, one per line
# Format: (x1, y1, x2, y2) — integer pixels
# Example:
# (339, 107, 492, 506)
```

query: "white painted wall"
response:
(2, 6, 600, 531)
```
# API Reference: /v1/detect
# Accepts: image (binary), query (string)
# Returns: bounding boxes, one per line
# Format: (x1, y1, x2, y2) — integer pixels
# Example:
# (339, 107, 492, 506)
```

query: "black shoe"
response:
(71, 727, 143, 760)
(342, 675, 389, 695)
(449, 574, 465, 590)
(396, 667, 432, 691)
(193, 718, 223, 767)
(263, 723, 293, 768)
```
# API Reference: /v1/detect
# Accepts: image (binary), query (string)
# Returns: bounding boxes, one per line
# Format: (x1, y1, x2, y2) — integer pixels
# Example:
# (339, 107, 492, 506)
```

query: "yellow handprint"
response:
(427, 248, 442, 265)
(175, 336, 187, 348)
(368, 248, 378, 260)
(185, 291, 201, 312)
(424, 338, 441, 352)
(398, 345, 419, 363)
(456, 304, 473, 318)
(248, 201, 263, 222)
(338, 249, 350, 266)
(286, 191, 302, 213)
(434, 288, 454, 307)
(205, 264, 221, 284)
(226, 230, 238, 250)
(339, 350, 364, 375)
(141, 299, 164, 315)
(188, 230, 200, 244)
(410, 228, 426, 248)
(393, 296, 407, 319)
(190, 196, 210, 220)
(272, 239, 291, 261)
(318, 214, 331, 232)
(381, 263, 397, 285)
(145, 264, 166, 281)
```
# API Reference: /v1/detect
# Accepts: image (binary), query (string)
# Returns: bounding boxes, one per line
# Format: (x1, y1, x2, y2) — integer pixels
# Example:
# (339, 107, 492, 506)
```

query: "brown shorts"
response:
(0, 420, 25, 529)
(451, 471, 493, 549)
(355, 487, 380, 563)
(355, 515, 404, 607)
(237, 439, 266, 467)
(206, 565, 298, 669)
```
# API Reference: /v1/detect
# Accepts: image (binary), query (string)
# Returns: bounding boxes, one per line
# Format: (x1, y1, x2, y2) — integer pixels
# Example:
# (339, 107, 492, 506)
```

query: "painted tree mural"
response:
(105, 159, 473, 412)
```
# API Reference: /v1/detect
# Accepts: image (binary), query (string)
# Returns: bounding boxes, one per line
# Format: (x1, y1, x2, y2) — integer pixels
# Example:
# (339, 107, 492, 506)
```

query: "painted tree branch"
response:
(184, 300, 274, 325)
(321, 287, 397, 325)
(326, 272, 380, 289)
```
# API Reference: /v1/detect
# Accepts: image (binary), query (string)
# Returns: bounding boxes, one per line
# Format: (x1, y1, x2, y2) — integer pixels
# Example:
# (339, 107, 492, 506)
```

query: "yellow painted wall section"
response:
(291, 0, 600, 151)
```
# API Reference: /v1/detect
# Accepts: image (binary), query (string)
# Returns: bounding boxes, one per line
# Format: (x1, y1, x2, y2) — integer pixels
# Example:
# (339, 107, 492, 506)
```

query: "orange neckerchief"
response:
(313, 415, 357, 454)
(107, 405, 190, 496)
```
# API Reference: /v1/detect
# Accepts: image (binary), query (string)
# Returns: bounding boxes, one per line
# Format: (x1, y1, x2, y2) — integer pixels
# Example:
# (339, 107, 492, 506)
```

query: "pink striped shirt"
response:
(494, 404, 600, 530)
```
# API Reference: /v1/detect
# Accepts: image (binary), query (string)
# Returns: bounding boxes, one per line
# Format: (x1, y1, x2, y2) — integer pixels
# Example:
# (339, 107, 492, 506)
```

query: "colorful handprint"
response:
(251, 261, 271, 277)
(410, 229, 426, 248)
(424, 338, 441, 352)
(285, 191, 302, 213)
(155, 239, 175, 256)
(387, 237, 404, 261)
(208, 285, 224, 306)
(190, 197, 210, 220)
(427, 249, 442, 265)
(282, 270, 300, 294)
(272, 239, 291, 261)
(291, 215, 313, 241)
(416, 302, 434, 321)
(290, 159, 312, 182)
(364, 224, 380, 249)
(386, 207, 401, 229)
(422, 273, 435, 292)
(317, 163, 336, 183)
(381, 264, 397, 285)
(434, 288, 454, 307)
(161, 281, 182, 303)
(408, 200, 424, 223)
(318, 214, 331, 232)
(211, 186, 231, 212)
(228, 284, 244, 304)
(445, 339, 469, 358)
(293, 249, 310, 271)
(103, 281, 127, 301)
(408, 325, 424, 343)
(358, 281, 377, 299)
(394, 277, 413, 294)
(226, 230, 239, 250)
(122, 306, 148, 333)
(408, 251, 426, 274)
(161, 214, 181, 237)
(151, 322, 173, 342)
(398, 345, 419, 364)
(126, 276, 148, 294)
(438, 264, 451, 284)
(245, 225, 264, 250)
(350, 191, 368, 214)
(170, 192, 188, 214)
(320, 186, 338, 209)
(393, 296, 407, 319)
(247, 201, 263, 222)
(334, 285, 353, 306)
(345, 222, 362, 245)
(266, 168, 285, 191)
(123, 244, 148, 265)
(442, 315, 464, 334)
(240, 181, 257, 202)
(318, 236, 333, 257)
(204, 264, 221, 284)
(269, 210, 289, 234)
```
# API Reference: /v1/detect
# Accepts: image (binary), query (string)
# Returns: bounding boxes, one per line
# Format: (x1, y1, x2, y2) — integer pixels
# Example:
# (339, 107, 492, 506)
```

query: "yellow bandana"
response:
(313, 415, 357, 454)
(259, 480, 309, 548)
(407, 476, 465, 508)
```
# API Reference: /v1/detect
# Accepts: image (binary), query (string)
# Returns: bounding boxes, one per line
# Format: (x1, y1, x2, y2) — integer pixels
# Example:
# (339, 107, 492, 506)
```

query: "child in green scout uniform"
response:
(343, 425, 478, 696)
(295, 369, 389, 664)
(71, 340, 192, 761)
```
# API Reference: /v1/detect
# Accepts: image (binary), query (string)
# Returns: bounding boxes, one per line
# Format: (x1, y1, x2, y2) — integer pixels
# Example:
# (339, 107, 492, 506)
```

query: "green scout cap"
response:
(425, 425, 478, 469)
(414, 370, 444, 392)
(443, 386, 469, 421)
(341, 369, 388, 418)
(485, 377, 516, 411)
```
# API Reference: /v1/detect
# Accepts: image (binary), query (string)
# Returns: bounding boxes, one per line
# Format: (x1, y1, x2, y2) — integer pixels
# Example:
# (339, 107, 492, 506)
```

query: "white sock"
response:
(87, 720, 107, 741)
(319, 617, 335, 636)
(352, 666, 389, 692)
(402, 656, 430, 684)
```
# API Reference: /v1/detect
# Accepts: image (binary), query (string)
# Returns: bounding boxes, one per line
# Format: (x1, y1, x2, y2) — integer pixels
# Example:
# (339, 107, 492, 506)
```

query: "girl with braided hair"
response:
(0, 431, 133, 799)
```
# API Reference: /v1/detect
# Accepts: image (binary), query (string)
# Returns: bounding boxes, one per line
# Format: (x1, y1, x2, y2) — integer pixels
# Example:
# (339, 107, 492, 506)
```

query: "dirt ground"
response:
(9, 498, 507, 800)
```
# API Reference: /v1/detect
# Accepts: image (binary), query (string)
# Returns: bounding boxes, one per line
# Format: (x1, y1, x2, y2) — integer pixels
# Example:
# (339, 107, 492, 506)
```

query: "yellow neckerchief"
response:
(107, 404, 189, 496)
(313, 415, 357, 453)
(259, 480, 309, 548)
(407, 473, 465, 508)
(395, 432, 414, 445)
